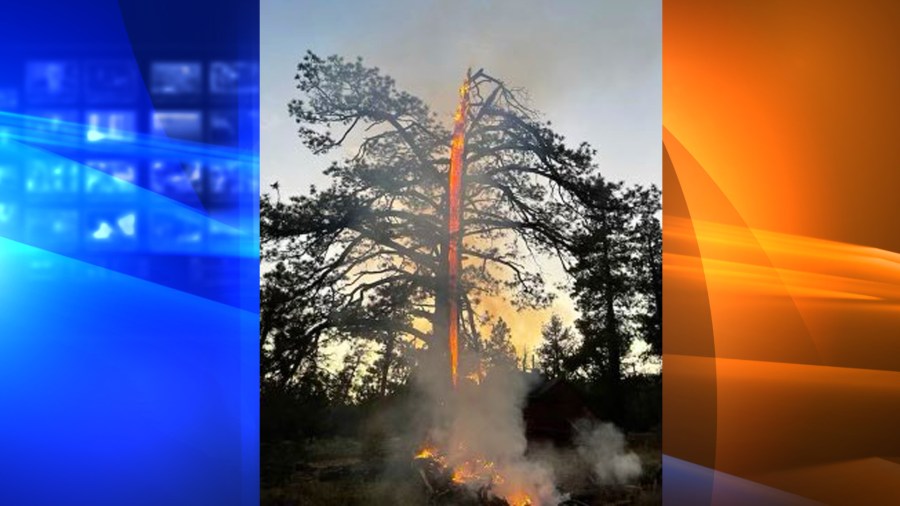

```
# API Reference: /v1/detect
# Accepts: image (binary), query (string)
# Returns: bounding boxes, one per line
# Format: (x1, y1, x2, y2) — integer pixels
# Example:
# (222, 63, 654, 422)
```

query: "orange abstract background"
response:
(663, 1, 900, 504)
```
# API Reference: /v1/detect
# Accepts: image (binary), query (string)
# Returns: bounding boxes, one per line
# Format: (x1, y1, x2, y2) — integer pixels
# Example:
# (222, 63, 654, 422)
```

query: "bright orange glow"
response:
(663, 66, 900, 504)
(447, 71, 470, 388)
(450, 466, 473, 484)
(414, 444, 538, 503)
(449, 458, 499, 485)
(414, 447, 435, 460)
(504, 491, 534, 506)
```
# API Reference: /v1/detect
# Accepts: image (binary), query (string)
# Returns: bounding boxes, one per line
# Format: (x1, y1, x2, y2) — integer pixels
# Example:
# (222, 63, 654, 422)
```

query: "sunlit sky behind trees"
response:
(261, 0, 661, 363)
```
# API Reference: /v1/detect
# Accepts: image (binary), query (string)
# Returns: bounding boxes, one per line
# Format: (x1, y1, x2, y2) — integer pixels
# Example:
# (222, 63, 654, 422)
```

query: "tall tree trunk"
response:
(602, 228, 624, 424)
(431, 239, 453, 394)
(379, 334, 395, 398)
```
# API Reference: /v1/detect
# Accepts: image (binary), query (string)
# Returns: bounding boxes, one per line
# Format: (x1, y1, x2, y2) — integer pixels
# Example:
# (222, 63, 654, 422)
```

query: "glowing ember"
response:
(447, 70, 470, 388)
(414, 445, 447, 466)
(451, 466, 473, 484)
(450, 458, 498, 485)
(504, 491, 534, 506)
(415, 447, 435, 460)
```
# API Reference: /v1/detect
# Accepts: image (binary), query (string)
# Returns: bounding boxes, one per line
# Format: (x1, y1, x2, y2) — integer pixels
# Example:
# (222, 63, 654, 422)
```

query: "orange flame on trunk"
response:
(448, 71, 470, 388)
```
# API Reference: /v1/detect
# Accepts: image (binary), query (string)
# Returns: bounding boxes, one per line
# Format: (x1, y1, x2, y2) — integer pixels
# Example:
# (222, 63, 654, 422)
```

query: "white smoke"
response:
(412, 348, 642, 505)
(417, 360, 565, 505)
(573, 419, 642, 485)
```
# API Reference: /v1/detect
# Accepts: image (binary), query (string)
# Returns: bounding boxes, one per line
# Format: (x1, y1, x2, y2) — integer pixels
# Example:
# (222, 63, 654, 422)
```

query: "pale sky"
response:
(262, 0, 660, 193)
(260, 0, 661, 358)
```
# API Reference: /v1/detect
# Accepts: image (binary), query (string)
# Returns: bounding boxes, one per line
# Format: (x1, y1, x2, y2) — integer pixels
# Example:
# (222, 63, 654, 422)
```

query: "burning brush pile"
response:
(410, 369, 559, 506)
(407, 365, 645, 506)
(413, 445, 534, 506)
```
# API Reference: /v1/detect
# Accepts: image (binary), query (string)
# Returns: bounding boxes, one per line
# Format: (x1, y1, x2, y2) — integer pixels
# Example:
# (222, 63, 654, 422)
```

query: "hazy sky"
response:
(261, 0, 661, 194)
(260, 0, 661, 356)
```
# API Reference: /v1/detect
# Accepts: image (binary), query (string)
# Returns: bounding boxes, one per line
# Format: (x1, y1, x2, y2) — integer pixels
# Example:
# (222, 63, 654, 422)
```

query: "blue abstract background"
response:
(0, 1, 259, 505)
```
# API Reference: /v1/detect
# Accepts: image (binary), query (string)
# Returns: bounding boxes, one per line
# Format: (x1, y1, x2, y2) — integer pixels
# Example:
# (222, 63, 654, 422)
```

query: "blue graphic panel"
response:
(0, 1, 259, 505)
(663, 456, 821, 506)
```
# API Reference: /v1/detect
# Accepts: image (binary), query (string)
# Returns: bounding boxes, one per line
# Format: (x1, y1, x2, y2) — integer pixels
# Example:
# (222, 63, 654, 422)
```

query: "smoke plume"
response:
(573, 419, 642, 485)
(411, 347, 642, 505)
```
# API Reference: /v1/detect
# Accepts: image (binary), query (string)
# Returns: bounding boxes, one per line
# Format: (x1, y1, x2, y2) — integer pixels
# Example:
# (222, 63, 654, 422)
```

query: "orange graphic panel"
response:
(664, 1, 900, 504)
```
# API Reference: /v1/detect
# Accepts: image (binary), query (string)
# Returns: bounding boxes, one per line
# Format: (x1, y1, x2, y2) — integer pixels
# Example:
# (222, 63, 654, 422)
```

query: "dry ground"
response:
(262, 435, 661, 506)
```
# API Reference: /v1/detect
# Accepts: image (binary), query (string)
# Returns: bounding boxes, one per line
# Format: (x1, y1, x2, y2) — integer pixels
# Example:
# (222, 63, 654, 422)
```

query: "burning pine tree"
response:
(272, 52, 596, 387)
(262, 52, 651, 505)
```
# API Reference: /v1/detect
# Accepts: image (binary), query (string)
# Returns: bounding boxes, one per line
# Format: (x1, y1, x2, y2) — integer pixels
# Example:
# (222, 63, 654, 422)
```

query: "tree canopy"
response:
(263, 51, 606, 391)
(261, 51, 660, 414)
